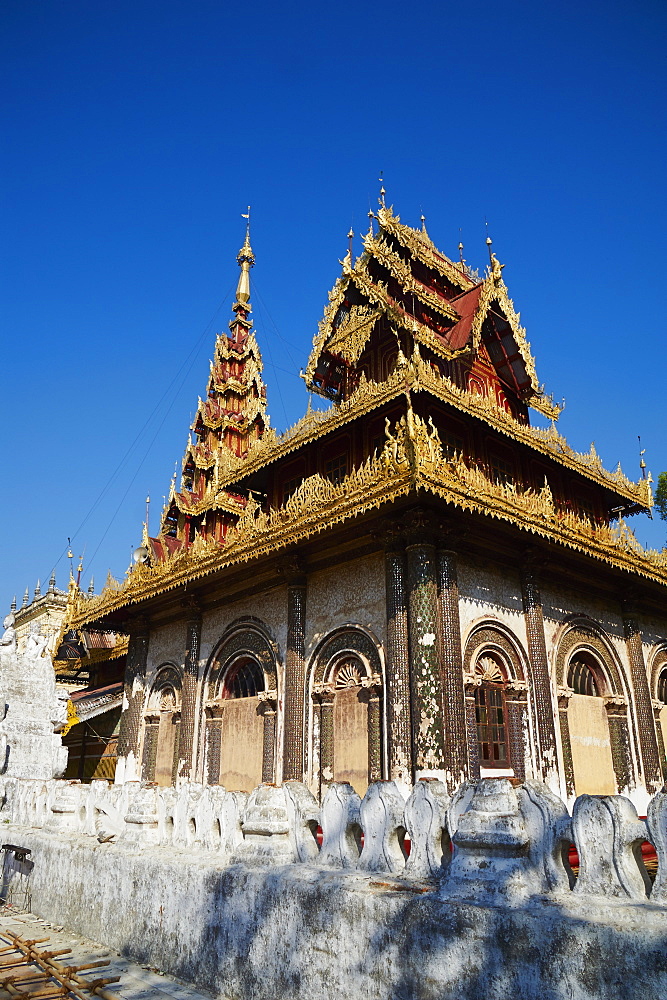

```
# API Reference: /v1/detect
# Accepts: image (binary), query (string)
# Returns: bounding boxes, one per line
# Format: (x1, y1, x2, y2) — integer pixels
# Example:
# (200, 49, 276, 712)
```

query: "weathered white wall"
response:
(0, 644, 67, 780)
(305, 553, 385, 658)
(199, 584, 289, 663)
(457, 559, 526, 647)
(1, 774, 666, 1000)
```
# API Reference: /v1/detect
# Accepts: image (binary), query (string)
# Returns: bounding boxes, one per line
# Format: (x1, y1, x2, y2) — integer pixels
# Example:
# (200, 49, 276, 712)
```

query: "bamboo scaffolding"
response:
(0, 934, 120, 1000)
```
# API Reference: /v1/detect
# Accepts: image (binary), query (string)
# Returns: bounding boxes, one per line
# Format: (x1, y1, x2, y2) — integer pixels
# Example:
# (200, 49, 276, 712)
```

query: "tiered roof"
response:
(155, 223, 268, 553)
(305, 205, 560, 420)
(70, 204, 661, 630)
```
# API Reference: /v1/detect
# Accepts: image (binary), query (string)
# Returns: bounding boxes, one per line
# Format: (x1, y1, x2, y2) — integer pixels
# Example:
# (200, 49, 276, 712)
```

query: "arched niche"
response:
(309, 626, 384, 799)
(142, 664, 183, 786)
(650, 645, 667, 779)
(202, 618, 278, 792)
(555, 617, 633, 797)
(462, 622, 531, 781)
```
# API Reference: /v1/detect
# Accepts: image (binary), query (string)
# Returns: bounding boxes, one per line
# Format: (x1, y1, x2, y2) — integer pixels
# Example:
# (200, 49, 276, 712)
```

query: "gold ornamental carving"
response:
(75, 410, 666, 632)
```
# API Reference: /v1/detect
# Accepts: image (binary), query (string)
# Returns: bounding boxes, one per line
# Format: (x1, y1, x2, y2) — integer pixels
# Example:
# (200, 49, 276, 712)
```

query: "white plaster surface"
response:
(146, 621, 187, 680)
(0, 643, 67, 780)
(457, 560, 526, 646)
(0, 775, 666, 999)
(305, 553, 385, 658)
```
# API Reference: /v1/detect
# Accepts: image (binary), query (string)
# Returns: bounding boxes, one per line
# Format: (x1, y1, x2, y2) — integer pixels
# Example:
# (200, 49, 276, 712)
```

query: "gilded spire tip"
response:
(236, 206, 254, 305)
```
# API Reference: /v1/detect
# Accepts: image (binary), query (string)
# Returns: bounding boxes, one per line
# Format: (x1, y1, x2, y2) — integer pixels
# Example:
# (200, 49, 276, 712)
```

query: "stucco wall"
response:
(305, 552, 386, 659)
(2, 820, 665, 1000)
(457, 560, 526, 648)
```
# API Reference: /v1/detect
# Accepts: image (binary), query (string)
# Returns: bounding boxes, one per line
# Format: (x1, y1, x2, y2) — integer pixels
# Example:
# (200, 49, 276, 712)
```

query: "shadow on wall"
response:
(195, 778, 667, 1000)
(1, 774, 667, 999)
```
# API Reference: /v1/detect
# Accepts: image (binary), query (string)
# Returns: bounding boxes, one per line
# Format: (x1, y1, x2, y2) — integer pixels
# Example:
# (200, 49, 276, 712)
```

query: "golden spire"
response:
(378, 172, 386, 209)
(236, 207, 255, 305)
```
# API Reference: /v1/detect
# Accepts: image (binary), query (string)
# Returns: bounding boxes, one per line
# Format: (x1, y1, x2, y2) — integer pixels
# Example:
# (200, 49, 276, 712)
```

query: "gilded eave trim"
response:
(75, 414, 662, 631)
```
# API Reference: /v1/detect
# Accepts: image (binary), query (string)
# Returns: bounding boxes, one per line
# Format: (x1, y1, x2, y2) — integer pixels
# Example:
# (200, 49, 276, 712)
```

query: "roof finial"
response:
(34, 579, 41, 598)
(88, 577, 95, 596)
(235, 207, 255, 305)
(10, 596, 16, 612)
(143, 494, 151, 546)
(378, 172, 386, 209)
(458, 241, 465, 265)
(367, 209, 375, 235)
(48, 570, 56, 593)
(21, 587, 29, 609)
(420, 213, 427, 232)
(638, 435, 646, 479)
(347, 227, 354, 257)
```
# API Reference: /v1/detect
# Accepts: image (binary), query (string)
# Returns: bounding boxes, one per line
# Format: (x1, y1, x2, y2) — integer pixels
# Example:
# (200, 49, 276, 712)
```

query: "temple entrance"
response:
(332, 662, 371, 797)
(566, 653, 616, 795)
(310, 634, 384, 801)
(154, 689, 180, 786)
(209, 655, 265, 792)
(141, 666, 182, 786)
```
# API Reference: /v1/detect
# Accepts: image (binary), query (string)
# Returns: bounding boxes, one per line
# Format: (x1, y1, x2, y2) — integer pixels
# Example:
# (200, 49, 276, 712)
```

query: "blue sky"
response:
(1, 0, 666, 611)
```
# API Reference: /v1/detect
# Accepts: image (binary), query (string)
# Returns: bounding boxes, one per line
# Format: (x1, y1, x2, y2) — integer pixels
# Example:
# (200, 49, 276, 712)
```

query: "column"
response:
(464, 678, 481, 780)
(314, 685, 335, 798)
(556, 689, 576, 798)
(116, 617, 149, 783)
(383, 537, 413, 784)
(405, 510, 445, 777)
(178, 603, 202, 780)
(283, 560, 307, 781)
(605, 697, 634, 793)
(622, 603, 662, 791)
(436, 539, 469, 788)
(204, 710, 223, 785)
(258, 692, 278, 784)
(367, 682, 383, 783)
(504, 680, 529, 782)
(141, 719, 159, 782)
(520, 555, 559, 787)
(652, 701, 666, 782)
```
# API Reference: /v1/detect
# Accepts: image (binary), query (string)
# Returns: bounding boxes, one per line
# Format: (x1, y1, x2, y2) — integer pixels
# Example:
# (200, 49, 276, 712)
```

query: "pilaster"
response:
(520, 553, 559, 788)
(313, 684, 335, 798)
(504, 679, 530, 781)
(116, 616, 149, 783)
(652, 700, 666, 782)
(204, 708, 223, 785)
(622, 601, 662, 791)
(258, 690, 278, 783)
(436, 534, 468, 788)
(405, 509, 445, 778)
(282, 556, 307, 781)
(605, 696, 634, 794)
(556, 688, 575, 799)
(178, 600, 202, 781)
(382, 528, 413, 784)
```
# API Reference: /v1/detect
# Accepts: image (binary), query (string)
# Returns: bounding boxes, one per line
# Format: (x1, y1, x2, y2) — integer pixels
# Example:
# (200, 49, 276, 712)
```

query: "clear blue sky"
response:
(2, 0, 666, 612)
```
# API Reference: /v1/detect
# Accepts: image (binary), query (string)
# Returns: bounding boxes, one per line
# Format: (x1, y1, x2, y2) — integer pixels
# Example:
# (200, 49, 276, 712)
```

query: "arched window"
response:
(221, 656, 265, 699)
(309, 628, 385, 800)
(473, 654, 509, 768)
(142, 667, 182, 787)
(565, 649, 615, 795)
(568, 654, 600, 696)
(657, 668, 667, 706)
(208, 654, 266, 792)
